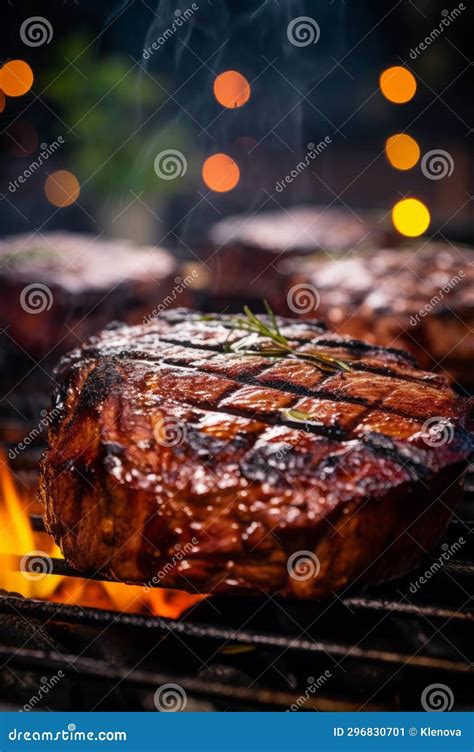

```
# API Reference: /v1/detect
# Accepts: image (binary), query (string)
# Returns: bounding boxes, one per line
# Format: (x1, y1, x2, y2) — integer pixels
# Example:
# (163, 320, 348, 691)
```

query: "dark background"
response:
(1, 0, 473, 252)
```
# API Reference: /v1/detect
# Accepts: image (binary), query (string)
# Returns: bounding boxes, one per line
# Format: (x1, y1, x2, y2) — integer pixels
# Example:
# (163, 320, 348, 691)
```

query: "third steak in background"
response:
(200, 205, 398, 311)
(276, 242, 474, 387)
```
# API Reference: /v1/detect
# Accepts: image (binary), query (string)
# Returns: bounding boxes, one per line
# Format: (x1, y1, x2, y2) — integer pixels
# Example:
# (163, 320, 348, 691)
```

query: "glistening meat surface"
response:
(40, 309, 472, 598)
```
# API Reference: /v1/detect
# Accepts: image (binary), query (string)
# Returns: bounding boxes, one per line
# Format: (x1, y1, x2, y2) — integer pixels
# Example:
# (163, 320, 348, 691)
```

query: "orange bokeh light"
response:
(202, 153, 240, 192)
(0, 90, 5, 114)
(0, 60, 34, 97)
(45, 170, 80, 207)
(385, 133, 420, 170)
(379, 66, 416, 104)
(213, 71, 251, 109)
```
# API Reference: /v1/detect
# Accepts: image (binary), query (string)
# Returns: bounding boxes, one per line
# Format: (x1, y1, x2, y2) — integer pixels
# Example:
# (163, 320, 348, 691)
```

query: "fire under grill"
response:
(0, 490, 472, 712)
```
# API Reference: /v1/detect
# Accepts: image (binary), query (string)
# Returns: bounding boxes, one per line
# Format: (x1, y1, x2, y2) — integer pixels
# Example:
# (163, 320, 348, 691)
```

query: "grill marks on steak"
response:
(41, 309, 472, 598)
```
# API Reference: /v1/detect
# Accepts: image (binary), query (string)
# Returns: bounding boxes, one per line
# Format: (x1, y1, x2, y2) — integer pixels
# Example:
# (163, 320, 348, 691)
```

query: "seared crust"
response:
(279, 242, 474, 385)
(40, 309, 472, 598)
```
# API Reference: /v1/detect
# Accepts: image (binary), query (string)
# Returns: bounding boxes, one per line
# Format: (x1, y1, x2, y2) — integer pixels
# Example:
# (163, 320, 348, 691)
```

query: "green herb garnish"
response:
(202, 301, 351, 374)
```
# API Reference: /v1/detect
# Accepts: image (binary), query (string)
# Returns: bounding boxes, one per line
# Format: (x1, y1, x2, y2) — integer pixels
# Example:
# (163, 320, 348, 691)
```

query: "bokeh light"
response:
(385, 133, 420, 170)
(202, 153, 240, 192)
(213, 71, 251, 109)
(0, 60, 34, 97)
(380, 66, 416, 104)
(392, 198, 430, 237)
(0, 91, 5, 114)
(45, 170, 80, 207)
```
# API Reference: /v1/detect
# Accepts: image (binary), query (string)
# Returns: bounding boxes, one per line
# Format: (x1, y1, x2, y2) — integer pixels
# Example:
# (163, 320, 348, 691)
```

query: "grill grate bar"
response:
(0, 594, 471, 674)
(10, 547, 474, 623)
(0, 643, 384, 712)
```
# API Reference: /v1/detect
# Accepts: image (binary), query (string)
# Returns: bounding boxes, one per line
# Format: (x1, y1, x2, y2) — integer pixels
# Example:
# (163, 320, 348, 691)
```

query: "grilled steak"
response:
(278, 243, 474, 385)
(205, 205, 397, 306)
(0, 232, 181, 427)
(40, 309, 472, 599)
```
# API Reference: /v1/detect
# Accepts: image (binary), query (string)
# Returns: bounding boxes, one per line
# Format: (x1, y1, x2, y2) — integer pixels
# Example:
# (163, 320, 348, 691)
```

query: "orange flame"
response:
(0, 456, 205, 619)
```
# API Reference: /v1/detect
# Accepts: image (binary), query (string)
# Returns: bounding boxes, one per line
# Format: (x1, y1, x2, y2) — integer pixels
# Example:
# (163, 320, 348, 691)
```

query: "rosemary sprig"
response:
(201, 302, 351, 374)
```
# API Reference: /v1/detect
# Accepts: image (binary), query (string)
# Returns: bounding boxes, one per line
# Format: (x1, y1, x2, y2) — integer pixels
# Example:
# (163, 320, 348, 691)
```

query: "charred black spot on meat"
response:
(313, 337, 417, 365)
(361, 432, 430, 480)
(77, 360, 125, 411)
(240, 442, 314, 485)
(40, 309, 472, 598)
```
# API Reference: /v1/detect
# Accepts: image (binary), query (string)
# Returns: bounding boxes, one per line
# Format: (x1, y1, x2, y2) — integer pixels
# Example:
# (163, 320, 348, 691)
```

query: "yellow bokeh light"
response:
(45, 170, 80, 207)
(213, 71, 251, 109)
(392, 198, 430, 237)
(385, 133, 420, 170)
(380, 66, 416, 104)
(0, 60, 34, 97)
